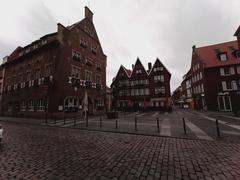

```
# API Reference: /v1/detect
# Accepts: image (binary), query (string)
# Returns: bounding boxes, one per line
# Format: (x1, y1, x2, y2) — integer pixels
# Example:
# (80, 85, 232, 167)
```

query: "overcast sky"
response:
(0, 0, 240, 91)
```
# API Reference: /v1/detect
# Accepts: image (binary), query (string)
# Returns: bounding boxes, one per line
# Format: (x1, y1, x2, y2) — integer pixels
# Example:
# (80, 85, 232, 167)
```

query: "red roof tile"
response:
(195, 40, 240, 68)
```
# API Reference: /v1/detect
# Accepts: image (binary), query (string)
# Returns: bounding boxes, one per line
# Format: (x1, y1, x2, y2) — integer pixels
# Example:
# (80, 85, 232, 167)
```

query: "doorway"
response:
(217, 96, 232, 111)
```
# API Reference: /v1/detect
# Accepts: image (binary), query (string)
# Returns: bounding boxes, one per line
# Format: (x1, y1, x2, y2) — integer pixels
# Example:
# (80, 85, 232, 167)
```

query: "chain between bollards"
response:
(216, 119, 221, 138)
(135, 116, 138, 131)
(157, 117, 160, 133)
(183, 118, 187, 135)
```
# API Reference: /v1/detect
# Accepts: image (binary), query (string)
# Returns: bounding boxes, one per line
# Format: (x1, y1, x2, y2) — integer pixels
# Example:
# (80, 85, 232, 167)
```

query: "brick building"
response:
(1, 7, 107, 117)
(180, 70, 194, 109)
(190, 29, 240, 111)
(111, 58, 171, 111)
(172, 86, 182, 106)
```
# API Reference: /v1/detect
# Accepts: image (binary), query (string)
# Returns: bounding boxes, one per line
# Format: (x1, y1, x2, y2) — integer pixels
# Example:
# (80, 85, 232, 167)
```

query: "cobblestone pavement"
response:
(39, 109, 240, 143)
(0, 121, 240, 179)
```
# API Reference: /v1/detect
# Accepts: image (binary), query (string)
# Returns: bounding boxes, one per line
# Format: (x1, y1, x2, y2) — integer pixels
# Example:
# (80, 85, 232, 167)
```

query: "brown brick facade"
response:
(111, 58, 171, 111)
(1, 7, 107, 117)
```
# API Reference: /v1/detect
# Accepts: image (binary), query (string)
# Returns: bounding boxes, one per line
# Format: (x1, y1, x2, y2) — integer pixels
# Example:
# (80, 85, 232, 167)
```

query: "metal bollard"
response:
(183, 118, 187, 135)
(63, 116, 66, 125)
(157, 118, 160, 133)
(54, 115, 57, 124)
(135, 116, 138, 131)
(115, 119, 118, 129)
(45, 112, 48, 124)
(216, 119, 221, 138)
(86, 114, 88, 127)
(100, 116, 102, 128)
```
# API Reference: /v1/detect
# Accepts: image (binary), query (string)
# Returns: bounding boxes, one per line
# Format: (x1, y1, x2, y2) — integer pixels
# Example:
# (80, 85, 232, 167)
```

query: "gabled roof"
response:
(234, 25, 240, 36)
(130, 57, 148, 77)
(194, 40, 240, 68)
(148, 58, 171, 76)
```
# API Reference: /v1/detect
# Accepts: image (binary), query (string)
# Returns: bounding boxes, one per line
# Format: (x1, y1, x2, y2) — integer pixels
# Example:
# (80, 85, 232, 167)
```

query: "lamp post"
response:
(74, 86, 78, 113)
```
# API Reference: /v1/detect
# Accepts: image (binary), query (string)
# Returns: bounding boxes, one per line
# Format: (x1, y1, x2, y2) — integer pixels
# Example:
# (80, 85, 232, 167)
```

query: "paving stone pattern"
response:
(0, 122, 240, 179)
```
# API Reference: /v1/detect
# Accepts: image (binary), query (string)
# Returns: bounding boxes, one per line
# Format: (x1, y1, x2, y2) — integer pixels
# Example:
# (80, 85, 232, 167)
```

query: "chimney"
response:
(85, 6, 93, 21)
(148, 62, 152, 71)
(192, 45, 196, 50)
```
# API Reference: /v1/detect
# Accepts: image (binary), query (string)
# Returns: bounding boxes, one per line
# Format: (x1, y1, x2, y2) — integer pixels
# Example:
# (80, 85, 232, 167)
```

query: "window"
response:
(199, 72, 202, 80)
(28, 100, 34, 111)
(145, 88, 150, 95)
(71, 66, 80, 79)
(237, 66, 240, 74)
(19, 74, 23, 82)
(96, 64, 101, 70)
(35, 69, 41, 79)
(33, 44, 38, 49)
(201, 84, 204, 93)
(42, 40, 48, 45)
(96, 75, 101, 84)
(154, 75, 164, 82)
(20, 101, 26, 112)
(155, 87, 165, 95)
(85, 58, 93, 66)
(136, 69, 142, 74)
(36, 99, 45, 111)
(91, 46, 97, 54)
(26, 71, 31, 81)
(45, 64, 51, 76)
(153, 66, 163, 72)
(64, 97, 79, 112)
(96, 99, 104, 107)
(219, 53, 228, 61)
(80, 38, 87, 47)
(72, 51, 81, 61)
(85, 71, 92, 81)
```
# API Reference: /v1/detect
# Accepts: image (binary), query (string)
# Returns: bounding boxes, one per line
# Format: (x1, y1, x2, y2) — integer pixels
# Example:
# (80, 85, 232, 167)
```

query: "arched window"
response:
(64, 97, 80, 112)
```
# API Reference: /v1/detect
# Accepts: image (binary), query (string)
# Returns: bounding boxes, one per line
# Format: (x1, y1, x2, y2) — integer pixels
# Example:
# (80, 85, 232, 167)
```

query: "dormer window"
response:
(233, 50, 240, 58)
(33, 44, 38, 50)
(219, 53, 228, 61)
(25, 48, 30, 53)
(42, 40, 47, 45)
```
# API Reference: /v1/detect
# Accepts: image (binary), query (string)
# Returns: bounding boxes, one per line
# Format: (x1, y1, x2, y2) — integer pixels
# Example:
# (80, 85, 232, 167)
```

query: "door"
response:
(218, 96, 232, 111)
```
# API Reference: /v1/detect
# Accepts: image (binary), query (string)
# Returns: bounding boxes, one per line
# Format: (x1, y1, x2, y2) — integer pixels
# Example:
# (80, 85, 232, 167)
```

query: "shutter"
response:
(222, 81, 227, 91)
(220, 68, 225, 76)
(230, 67, 235, 75)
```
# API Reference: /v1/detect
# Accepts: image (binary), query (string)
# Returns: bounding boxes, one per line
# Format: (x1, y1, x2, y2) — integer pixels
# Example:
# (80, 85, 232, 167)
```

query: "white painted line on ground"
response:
(126, 112, 138, 117)
(160, 118, 171, 136)
(222, 130, 240, 136)
(220, 115, 240, 121)
(137, 113, 148, 117)
(201, 115, 240, 130)
(185, 118, 213, 141)
(151, 112, 159, 117)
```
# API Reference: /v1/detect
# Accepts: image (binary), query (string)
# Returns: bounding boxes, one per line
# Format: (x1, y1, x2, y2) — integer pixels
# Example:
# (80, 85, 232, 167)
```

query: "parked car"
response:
(0, 124, 3, 143)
